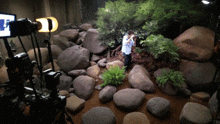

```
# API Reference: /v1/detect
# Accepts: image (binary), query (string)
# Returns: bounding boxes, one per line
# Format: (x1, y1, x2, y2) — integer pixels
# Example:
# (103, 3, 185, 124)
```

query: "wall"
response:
(0, 0, 82, 64)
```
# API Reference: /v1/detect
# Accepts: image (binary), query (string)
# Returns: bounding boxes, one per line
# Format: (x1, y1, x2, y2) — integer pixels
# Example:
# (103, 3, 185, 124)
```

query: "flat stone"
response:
(65, 95, 85, 113)
(122, 112, 150, 124)
(190, 92, 210, 102)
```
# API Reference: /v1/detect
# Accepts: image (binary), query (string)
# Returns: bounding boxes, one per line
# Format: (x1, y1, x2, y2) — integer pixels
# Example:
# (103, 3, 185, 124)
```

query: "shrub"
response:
(100, 66, 125, 87)
(140, 34, 179, 63)
(156, 70, 185, 88)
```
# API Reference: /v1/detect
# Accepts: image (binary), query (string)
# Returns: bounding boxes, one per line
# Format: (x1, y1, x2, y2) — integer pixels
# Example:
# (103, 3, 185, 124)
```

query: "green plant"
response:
(135, 47, 144, 53)
(100, 66, 125, 87)
(156, 70, 185, 88)
(140, 34, 179, 62)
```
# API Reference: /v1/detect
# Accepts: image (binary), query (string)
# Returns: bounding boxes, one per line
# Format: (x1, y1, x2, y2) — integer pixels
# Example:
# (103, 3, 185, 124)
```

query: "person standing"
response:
(121, 30, 136, 71)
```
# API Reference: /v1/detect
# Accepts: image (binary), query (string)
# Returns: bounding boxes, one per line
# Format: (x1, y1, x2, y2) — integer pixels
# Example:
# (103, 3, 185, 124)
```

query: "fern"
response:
(140, 34, 179, 63)
(101, 66, 126, 87)
(156, 70, 185, 88)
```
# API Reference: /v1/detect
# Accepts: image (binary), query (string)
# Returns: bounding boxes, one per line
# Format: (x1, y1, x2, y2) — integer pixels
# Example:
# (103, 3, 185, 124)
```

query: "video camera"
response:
(0, 12, 73, 124)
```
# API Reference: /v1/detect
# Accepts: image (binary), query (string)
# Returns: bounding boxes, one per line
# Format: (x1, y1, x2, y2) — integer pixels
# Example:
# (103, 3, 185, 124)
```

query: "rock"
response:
(209, 91, 218, 117)
(86, 65, 100, 78)
(73, 75, 95, 100)
(79, 23, 92, 31)
(0, 65, 9, 83)
(43, 61, 60, 71)
(91, 54, 100, 62)
(153, 68, 170, 78)
(50, 45, 63, 59)
(190, 92, 210, 102)
(98, 58, 107, 67)
(106, 60, 124, 70)
(113, 88, 145, 110)
(128, 65, 154, 92)
(59, 29, 79, 42)
(83, 29, 108, 54)
(58, 90, 70, 98)
(147, 97, 170, 118)
(57, 45, 90, 73)
(68, 88, 75, 93)
(99, 75, 103, 80)
(173, 26, 215, 61)
(90, 61, 96, 66)
(179, 59, 216, 89)
(70, 93, 75, 96)
(65, 95, 85, 113)
(180, 102, 212, 124)
(52, 35, 71, 50)
(63, 23, 74, 30)
(27, 48, 49, 66)
(57, 75, 72, 91)
(95, 84, 103, 91)
(68, 69, 87, 77)
(122, 112, 150, 124)
(179, 88, 192, 97)
(99, 86, 117, 103)
(76, 31, 87, 44)
(81, 107, 116, 124)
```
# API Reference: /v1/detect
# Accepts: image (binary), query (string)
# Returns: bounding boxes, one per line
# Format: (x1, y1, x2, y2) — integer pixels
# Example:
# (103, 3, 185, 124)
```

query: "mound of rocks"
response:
(73, 75, 95, 100)
(113, 88, 145, 110)
(180, 102, 212, 124)
(122, 112, 150, 124)
(147, 97, 170, 118)
(128, 65, 155, 92)
(81, 107, 116, 124)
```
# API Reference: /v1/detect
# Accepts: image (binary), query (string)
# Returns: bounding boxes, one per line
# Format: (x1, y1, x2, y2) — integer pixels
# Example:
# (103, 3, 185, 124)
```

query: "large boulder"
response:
(0, 65, 9, 83)
(57, 45, 90, 73)
(128, 65, 155, 92)
(106, 60, 124, 70)
(27, 48, 49, 66)
(65, 95, 85, 113)
(83, 29, 107, 54)
(50, 45, 63, 59)
(52, 35, 72, 50)
(81, 107, 116, 124)
(73, 75, 95, 100)
(122, 112, 150, 124)
(147, 97, 170, 118)
(57, 75, 72, 91)
(179, 59, 216, 89)
(79, 23, 92, 31)
(180, 102, 212, 124)
(173, 26, 215, 61)
(113, 88, 145, 110)
(99, 86, 117, 103)
(59, 29, 79, 42)
(208, 91, 218, 117)
(86, 65, 100, 78)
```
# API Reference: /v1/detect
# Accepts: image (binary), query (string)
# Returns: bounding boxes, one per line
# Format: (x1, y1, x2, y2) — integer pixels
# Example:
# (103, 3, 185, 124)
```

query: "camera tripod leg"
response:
(63, 110, 74, 124)
(53, 109, 74, 124)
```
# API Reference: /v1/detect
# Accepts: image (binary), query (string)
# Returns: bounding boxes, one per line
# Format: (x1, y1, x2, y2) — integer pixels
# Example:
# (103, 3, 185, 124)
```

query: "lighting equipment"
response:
(202, 0, 211, 4)
(0, 12, 74, 124)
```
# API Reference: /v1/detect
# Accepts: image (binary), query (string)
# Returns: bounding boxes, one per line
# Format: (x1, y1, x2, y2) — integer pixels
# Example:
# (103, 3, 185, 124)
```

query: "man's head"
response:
(127, 30, 134, 39)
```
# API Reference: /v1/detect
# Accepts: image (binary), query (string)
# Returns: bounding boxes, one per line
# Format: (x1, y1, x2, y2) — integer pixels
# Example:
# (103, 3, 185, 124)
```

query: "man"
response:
(121, 30, 136, 71)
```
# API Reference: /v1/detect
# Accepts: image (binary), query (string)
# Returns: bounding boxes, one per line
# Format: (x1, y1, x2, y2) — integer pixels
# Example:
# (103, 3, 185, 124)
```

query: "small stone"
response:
(58, 90, 70, 98)
(122, 112, 150, 124)
(190, 92, 210, 101)
(65, 95, 85, 113)
(95, 85, 103, 91)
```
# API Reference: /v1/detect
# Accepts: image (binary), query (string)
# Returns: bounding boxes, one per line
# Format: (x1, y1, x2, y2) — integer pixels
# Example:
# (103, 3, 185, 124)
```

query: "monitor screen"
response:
(0, 13, 16, 38)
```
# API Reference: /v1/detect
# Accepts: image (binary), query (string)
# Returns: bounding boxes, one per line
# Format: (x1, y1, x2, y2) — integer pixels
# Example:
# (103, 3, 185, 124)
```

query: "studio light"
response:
(36, 17, 58, 32)
(202, 0, 211, 4)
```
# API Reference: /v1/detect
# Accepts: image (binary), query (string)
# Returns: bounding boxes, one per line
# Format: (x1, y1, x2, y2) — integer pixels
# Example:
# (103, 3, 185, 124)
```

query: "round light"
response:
(36, 17, 58, 32)
(202, 0, 210, 4)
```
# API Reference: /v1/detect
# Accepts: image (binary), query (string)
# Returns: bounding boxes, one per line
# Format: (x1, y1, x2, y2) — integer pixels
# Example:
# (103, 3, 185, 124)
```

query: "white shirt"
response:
(121, 35, 134, 55)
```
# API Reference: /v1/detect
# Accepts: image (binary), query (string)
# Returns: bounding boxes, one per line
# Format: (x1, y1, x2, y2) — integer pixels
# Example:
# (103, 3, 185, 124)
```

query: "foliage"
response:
(96, 0, 208, 46)
(135, 47, 145, 53)
(100, 66, 125, 87)
(140, 34, 179, 63)
(156, 70, 185, 88)
(96, 0, 138, 46)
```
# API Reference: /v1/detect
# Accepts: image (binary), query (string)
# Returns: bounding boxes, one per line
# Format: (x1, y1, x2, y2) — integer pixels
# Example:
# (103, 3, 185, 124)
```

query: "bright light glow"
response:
(202, 0, 210, 4)
(36, 17, 58, 32)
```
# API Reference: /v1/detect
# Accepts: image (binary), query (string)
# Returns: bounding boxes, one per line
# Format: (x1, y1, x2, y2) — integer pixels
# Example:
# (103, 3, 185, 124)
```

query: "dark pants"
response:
(123, 53, 132, 71)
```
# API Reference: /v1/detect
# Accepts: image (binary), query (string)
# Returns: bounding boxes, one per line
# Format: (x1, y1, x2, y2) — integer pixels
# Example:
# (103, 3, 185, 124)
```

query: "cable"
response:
(18, 36, 27, 53)
(30, 33, 40, 71)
